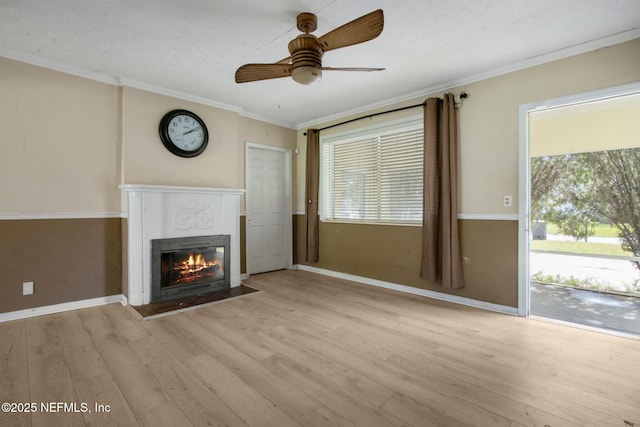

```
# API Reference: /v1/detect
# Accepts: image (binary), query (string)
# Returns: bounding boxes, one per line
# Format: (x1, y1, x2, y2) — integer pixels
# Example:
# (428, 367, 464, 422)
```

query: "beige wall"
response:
(1, 38, 638, 313)
(121, 87, 241, 189)
(0, 57, 121, 214)
(295, 38, 640, 215)
(121, 88, 297, 210)
(456, 39, 640, 214)
(295, 38, 640, 308)
(0, 58, 296, 314)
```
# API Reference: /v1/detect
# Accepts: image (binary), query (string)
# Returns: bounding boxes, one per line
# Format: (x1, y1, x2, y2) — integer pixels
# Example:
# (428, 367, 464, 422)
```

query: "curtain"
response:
(421, 94, 465, 289)
(305, 129, 320, 262)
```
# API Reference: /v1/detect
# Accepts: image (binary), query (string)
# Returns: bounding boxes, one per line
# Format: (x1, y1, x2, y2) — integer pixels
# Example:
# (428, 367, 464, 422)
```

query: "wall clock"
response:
(159, 109, 209, 158)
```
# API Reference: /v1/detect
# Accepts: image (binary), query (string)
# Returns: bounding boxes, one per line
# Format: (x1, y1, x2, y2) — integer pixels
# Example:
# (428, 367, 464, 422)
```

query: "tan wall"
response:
(456, 39, 640, 214)
(295, 38, 640, 308)
(1, 38, 638, 313)
(0, 57, 121, 214)
(295, 39, 640, 215)
(0, 58, 123, 314)
(121, 87, 241, 188)
(0, 219, 122, 313)
(294, 216, 518, 307)
(0, 59, 295, 314)
(121, 88, 296, 211)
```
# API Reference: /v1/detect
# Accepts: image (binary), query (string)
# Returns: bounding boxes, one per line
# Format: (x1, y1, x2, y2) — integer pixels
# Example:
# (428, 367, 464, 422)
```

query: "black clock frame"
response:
(159, 109, 209, 158)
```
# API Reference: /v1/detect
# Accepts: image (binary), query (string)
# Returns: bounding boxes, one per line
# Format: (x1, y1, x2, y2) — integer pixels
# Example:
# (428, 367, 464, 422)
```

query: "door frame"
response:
(245, 142, 293, 276)
(517, 82, 640, 317)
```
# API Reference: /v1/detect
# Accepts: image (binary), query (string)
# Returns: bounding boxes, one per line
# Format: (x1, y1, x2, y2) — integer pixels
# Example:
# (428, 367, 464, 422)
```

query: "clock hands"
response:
(183, 127, 200, 136)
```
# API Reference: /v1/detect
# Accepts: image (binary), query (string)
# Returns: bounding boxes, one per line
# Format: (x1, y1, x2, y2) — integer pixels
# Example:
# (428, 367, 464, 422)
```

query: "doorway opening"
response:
(245, 143, 292, 275)
(519, 83, 640, 336)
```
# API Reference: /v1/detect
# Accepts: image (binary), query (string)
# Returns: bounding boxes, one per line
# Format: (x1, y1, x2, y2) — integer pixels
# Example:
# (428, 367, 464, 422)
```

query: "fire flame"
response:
(180, 253, 222, 275)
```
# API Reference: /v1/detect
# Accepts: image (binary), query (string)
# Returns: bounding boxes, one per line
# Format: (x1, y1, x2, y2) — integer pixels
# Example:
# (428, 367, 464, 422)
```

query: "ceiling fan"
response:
(235, 9, 384, 85)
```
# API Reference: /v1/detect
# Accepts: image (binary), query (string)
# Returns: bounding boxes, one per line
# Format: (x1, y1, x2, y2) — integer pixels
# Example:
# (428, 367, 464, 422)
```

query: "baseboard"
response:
(0, 294, 125, 323)
(294, 265, 518, 316)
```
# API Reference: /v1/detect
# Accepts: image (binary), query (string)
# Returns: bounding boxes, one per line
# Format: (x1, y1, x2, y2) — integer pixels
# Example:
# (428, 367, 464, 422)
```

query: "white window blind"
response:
(320, 117, 423, 224)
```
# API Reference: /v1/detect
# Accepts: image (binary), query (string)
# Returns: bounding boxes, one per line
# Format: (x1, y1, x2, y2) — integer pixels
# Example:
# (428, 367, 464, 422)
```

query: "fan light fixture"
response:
(292, 66, 322, 85)
(235, 10, 384, 85)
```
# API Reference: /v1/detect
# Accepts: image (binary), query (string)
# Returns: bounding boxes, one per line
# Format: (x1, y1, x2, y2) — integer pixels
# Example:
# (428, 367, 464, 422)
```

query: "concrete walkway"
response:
(531, 282, 640, 335)
(529, 244, 640, 336)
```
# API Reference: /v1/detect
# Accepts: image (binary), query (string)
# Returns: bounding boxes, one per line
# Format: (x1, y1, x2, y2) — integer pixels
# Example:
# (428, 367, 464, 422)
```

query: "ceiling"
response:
(1, 0, 639, 129)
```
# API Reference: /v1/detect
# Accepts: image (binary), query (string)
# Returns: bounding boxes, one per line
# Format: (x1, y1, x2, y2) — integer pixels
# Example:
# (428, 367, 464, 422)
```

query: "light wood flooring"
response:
(1, 269, 639, 427)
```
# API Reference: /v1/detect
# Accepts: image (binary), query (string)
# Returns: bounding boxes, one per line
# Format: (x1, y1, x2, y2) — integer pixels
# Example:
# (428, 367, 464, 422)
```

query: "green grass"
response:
(530, 239, 632, 257)
(545, 222, 622, 238)
(537, 221, 632, 257)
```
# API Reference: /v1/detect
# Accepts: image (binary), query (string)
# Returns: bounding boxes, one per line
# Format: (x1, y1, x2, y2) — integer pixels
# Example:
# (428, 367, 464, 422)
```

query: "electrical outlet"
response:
(23, 281, 34, 295)
(503, 195, 513, 207)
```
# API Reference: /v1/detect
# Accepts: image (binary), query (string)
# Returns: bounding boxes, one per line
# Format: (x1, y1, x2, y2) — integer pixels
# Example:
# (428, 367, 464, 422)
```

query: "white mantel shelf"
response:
(120, 184, 245, 306)
(120, 184, 245, 195)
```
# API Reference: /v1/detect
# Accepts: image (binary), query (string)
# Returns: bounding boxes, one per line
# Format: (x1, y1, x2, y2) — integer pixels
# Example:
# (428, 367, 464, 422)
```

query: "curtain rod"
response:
(305, 92, 468, 135)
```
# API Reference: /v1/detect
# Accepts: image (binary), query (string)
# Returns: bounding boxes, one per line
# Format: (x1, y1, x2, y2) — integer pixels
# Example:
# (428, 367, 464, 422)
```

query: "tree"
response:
(579, 148, 640, 270)
(530, 156, 566, 222)
(532, 154, 598, 241)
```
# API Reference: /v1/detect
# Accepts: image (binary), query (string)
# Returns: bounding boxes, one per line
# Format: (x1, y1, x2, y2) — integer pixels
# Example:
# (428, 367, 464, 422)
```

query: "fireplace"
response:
(151, 235, 230, 303)
(120, 184, 244, 306)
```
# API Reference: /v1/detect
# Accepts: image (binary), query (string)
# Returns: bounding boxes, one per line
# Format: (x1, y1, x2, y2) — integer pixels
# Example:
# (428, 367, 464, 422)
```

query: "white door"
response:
(246, 145, 291, 274)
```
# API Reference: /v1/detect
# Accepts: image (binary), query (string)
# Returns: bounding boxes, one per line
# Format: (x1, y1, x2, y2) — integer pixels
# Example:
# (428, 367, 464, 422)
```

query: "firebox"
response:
(150, 235, 230, 303)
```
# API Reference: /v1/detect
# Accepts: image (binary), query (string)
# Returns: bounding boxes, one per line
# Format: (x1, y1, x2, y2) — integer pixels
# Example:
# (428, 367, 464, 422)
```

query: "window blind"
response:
(321, 119, 423, 224)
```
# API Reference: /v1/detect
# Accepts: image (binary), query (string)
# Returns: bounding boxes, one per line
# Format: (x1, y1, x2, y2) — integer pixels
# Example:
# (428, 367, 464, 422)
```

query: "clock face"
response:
(168, 114, 205, 151)
(159, 110, 209, 157)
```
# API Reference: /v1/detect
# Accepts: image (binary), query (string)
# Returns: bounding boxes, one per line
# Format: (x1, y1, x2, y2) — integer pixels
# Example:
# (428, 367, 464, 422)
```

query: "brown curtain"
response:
(421, 94, 464, 289)
(305, 129, 320, 262)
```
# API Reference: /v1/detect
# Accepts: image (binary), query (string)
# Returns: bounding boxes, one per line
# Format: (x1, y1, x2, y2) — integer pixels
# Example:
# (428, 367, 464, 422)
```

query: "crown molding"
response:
(295, 28, 640, 130)
(117, 78, 296, 129)
(0, 47, 294, 129)
(238, 110, 296, 130)
(3, 27, 639, 132)
(0, 47, 120, 86)
(117, 77, 243, 114)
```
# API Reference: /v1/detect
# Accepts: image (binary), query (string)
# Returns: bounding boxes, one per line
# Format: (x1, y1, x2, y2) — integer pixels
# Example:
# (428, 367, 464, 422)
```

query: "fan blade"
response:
(316, 9, 383, 52)
(235, 64, 292, 83)
(276, 56, 291, 64)
(322, 67, 385, 72)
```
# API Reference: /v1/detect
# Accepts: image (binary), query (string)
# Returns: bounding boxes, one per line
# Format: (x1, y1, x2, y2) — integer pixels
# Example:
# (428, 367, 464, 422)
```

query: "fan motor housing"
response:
(288, 34, 323, 84)
(288, 34, 323, 68)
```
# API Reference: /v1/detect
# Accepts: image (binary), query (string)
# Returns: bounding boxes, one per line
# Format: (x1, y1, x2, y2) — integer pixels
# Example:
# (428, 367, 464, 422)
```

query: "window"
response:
(320, 116, 423, 224)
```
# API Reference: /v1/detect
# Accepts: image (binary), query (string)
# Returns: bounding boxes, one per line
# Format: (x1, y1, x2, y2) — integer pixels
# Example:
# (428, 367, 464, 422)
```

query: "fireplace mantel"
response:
(120, 184, 245, 306)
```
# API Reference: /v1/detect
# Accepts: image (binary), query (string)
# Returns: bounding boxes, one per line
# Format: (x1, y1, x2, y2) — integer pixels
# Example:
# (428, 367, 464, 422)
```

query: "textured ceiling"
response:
(1, 0, 639, 128)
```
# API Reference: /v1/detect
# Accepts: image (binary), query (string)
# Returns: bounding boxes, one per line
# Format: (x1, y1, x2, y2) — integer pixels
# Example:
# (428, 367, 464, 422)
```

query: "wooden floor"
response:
(1, 270, 639, 427)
